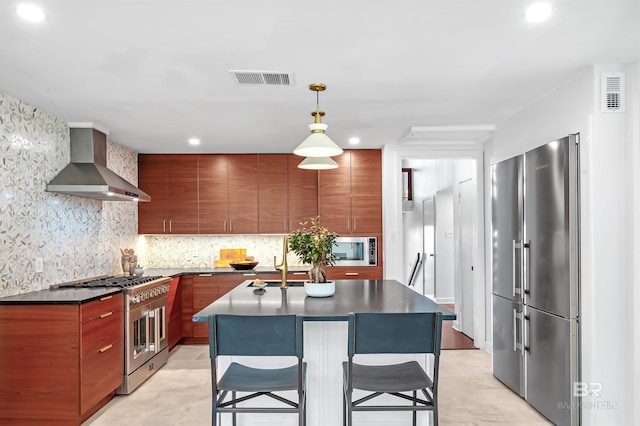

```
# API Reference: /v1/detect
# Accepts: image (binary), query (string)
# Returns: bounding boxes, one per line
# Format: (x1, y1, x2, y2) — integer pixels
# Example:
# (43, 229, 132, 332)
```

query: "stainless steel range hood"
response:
(46, 127, 150, 202)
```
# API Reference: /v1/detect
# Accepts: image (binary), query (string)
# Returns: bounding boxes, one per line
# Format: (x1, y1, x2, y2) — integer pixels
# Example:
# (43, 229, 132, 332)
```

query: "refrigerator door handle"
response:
(522, 241, 530, 297)
(513, 309, 524, 353)
(523, 313, 530, 353)
(512, 240, 523, 297)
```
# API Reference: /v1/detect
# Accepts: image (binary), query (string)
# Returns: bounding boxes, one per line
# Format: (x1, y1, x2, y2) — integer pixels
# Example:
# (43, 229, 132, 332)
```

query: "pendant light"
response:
(293, 83, 344, 158)
(298, 156, 339, 170)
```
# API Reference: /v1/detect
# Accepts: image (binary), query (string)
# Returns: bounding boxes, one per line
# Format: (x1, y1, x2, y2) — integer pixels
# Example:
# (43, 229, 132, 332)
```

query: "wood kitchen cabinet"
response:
(258, 154, 319, 233)
(199, 154, 259, 234)
(318, 150, 382, 234)
(287, 154, 319, 230)
(184, 274, 250, 342)
(167, 276, 182, 351)
(0, 294, 124, 425)
(258, 154, 289, 233)
(138, 154, 199, 234)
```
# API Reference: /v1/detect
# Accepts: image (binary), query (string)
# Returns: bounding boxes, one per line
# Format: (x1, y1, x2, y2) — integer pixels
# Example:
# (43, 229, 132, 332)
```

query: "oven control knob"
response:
(133, 296, 140, 303)
(141, 293, 147, 301)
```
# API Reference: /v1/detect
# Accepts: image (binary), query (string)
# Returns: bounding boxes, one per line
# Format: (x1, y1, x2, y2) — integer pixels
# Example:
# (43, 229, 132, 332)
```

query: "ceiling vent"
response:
(601, 72, 625, 112)
(229, 70, 294, 86)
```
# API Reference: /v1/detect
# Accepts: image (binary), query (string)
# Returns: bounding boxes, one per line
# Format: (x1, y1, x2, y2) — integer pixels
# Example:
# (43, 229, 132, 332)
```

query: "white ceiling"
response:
(1, 1, 639, 154)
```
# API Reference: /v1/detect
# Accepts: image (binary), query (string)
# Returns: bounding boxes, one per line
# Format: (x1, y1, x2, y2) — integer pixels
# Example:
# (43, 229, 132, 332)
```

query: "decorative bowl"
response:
(229, 261, 259, 270)
(304, 281, 335, 297)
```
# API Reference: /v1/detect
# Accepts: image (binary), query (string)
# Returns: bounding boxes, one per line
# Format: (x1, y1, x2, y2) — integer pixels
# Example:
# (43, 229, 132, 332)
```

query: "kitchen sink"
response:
(248, 280, 306, 287)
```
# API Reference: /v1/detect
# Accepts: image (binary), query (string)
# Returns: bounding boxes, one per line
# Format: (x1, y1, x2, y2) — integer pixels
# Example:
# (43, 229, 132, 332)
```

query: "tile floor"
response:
(85, 345, 551, 426)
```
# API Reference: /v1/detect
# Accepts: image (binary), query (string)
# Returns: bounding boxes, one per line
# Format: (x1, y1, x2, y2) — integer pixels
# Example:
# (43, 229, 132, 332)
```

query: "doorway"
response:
(399, 157, 481, 346)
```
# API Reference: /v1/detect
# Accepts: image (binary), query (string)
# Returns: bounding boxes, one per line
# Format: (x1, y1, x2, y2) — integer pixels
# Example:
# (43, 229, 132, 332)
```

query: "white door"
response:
(422, 196, 435, 297)
(459, 179, 475, 338)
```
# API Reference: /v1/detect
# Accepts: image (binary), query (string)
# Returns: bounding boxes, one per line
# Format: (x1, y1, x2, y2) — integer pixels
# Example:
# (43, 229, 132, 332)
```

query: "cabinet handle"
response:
(347, 218, 350, 231)
(229, 220, 233, 232)
(243, 273, 257, 276)
(289, 220, 293, 231)
(169, 220, 172, 232)
(353, 218, 357, 231)
(100, 295, 113, 301)
(100, 311, 113, 319)
(163, 220, 166, 232)
(99, 344, 113, 353)
(284, 220, 288, 231)
(199, 274, 213, 277)
(345, 272, 359, 276)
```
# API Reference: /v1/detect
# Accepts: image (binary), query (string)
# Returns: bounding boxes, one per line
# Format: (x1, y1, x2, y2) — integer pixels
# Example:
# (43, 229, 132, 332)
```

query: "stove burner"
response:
(50, 275, 166, 290)
(81, 276, 163, 288)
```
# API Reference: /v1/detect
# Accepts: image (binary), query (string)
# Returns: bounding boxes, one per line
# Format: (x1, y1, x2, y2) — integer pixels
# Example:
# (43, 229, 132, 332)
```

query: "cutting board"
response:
(214, 248, 247, 267)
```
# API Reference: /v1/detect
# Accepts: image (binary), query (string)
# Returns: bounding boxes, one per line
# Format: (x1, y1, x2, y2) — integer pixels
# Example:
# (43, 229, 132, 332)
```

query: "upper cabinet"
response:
(138, 155, 198, 234)
(257, 154, 319, 233)
(138, 150, 379, 235)
(199, 155, 259, 234)
(287, 155, 319, 231)
(318, 150, 382, 234)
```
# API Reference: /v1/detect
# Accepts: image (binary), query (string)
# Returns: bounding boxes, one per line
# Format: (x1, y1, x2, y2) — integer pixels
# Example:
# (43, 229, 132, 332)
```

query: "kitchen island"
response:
(194, 279, 454, 426)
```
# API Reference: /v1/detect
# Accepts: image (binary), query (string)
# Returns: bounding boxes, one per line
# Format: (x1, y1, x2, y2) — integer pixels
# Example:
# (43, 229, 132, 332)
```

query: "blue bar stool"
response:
(342, 312, 443, 426)
(208, 314, 306, 426)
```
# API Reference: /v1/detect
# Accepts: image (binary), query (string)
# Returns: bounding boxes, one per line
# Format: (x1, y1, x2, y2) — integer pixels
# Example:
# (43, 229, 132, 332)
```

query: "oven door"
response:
(127, 299, 167, 373)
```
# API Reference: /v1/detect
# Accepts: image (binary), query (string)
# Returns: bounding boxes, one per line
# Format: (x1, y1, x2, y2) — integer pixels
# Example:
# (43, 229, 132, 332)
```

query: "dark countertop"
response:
(144, 266, 310, 277)
(0, 268, 311, 305)
(192, 279, 456, 322)
(0, 287, 123, 305)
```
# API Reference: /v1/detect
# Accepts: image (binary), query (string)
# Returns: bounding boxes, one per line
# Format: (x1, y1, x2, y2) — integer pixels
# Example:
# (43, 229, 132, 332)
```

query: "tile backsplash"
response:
(0, 90, 139, 297)
(137, 234, 303, 269)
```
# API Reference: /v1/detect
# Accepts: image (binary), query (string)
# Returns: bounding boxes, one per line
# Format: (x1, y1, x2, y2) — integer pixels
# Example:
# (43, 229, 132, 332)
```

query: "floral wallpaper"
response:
(0, 90, 139, 297)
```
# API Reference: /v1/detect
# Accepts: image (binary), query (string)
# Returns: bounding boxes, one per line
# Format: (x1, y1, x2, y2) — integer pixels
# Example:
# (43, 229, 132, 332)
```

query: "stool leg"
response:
(413, 390, 417, 426)
(232, 391, 237, 426)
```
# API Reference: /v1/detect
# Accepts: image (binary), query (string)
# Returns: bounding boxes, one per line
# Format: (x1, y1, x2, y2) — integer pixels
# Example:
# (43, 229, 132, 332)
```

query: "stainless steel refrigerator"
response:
(492, 135, 580, 426)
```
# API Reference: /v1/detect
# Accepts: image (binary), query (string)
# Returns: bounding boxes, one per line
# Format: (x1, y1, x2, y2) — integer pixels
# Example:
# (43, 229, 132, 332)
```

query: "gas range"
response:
(50, 274, 171, 394)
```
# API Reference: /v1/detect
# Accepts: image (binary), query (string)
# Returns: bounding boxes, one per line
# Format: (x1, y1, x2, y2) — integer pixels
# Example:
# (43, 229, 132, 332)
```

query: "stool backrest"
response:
(348, 312, 443, 356)
(209, 314, 303, 358)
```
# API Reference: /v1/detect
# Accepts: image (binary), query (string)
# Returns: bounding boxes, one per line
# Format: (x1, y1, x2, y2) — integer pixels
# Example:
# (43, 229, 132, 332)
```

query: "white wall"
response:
(629, 61, 640, 426)
(491, 64, 638, 425)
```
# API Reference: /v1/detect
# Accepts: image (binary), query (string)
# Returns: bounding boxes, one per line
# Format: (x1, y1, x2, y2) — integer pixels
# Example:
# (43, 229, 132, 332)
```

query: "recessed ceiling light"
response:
(188, 138, 200, 146)
(525, 2, 552, 23)
(349, 137, 360, 145)
(16, 3, 47, 22)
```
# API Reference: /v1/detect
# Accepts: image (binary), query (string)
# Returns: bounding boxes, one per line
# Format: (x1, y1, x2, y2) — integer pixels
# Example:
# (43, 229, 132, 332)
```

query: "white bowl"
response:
(304, 281, 335, 297)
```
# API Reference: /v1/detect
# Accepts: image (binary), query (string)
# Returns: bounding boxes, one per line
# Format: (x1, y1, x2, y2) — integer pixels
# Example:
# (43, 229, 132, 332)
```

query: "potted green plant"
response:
(289, 216, 339, 296)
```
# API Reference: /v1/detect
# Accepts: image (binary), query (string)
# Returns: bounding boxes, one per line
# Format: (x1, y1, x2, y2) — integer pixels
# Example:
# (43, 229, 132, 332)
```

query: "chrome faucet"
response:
(274, 235, 289, 288)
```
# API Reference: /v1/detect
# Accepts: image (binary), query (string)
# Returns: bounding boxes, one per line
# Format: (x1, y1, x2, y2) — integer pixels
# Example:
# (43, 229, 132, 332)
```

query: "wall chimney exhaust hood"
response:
(46, 126, 150, 202)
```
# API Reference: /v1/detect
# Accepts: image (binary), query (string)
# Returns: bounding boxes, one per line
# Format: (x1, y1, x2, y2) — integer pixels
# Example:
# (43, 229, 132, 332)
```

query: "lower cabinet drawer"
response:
(325, 267, 382, 280)
(81, 339, 124, 414)
(81, 310, 123, 358)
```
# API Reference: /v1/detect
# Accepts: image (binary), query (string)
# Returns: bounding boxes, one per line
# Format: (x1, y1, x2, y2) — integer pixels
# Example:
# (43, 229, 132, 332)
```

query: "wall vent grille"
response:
(601, 72, 625, 112)
(229, 70, 294, 86)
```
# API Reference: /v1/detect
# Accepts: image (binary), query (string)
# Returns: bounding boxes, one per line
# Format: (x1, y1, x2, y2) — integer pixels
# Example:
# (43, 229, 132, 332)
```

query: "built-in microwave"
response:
(332, 236, 377, 267)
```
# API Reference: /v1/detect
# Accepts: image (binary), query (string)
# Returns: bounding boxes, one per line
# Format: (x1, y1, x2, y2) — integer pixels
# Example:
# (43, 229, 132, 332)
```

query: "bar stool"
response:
(342, 312, 443, 426)
(208, 314, 306, 426)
